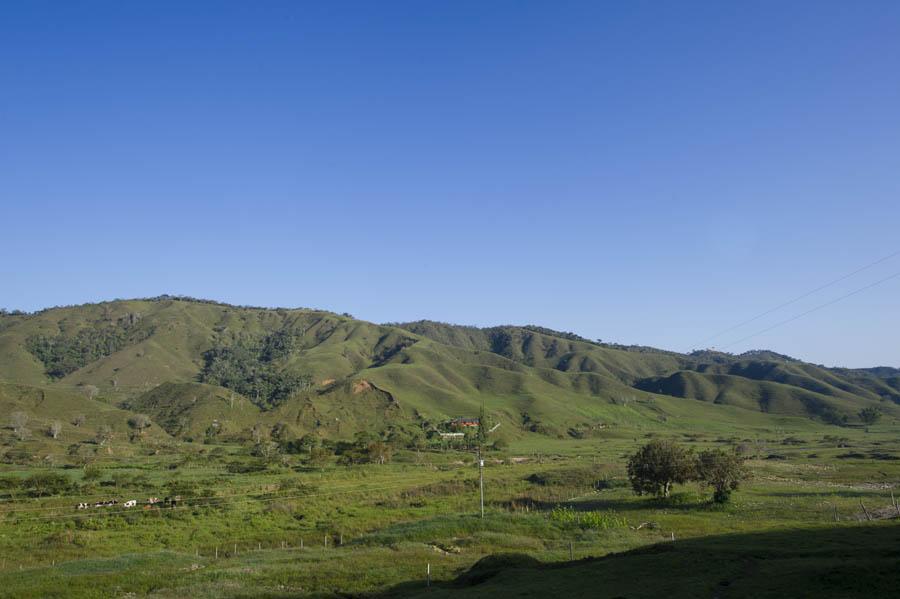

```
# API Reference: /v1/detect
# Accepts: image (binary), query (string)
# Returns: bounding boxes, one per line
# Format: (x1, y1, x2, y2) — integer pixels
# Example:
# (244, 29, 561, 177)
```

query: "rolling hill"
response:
(0, 297, 896, 445)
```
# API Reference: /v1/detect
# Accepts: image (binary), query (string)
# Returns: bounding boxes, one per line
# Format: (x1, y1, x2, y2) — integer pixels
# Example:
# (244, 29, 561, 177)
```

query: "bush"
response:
(549, 506, 626, 529)
(526, 466, 608, 490)
(226, 460, 268, 474)
(23, 472, 73, 497)
(82, 464, 103, 482)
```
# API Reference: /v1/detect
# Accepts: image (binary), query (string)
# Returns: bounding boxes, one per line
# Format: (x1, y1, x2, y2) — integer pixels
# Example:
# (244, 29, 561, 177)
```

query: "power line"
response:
(719, 269, 900, 350)
(693, 249, 900, 350)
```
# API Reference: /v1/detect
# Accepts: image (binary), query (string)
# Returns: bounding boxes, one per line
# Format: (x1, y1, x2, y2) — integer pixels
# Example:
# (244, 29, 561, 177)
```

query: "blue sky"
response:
(1, 1, 898, 367)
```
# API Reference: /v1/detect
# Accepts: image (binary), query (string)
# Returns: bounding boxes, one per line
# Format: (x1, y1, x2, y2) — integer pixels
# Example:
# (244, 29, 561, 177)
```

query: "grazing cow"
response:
(147, 497, 160, 505)
(124, 500, 137, 508)
(76, 502, 89, 510)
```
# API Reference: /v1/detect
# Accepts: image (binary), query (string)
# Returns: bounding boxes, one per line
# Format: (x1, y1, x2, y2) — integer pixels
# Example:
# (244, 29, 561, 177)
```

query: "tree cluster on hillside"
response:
(127, 414, 152, 441)
(199, 331, 313, 409)
(26, 318, 153, 378)
(627, 439, 749, 503)
(334, 432, 397, 466)
(858, 406, 882, 432)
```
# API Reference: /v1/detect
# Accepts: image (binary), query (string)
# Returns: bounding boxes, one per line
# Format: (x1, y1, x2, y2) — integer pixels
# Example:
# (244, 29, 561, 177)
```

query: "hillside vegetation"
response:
(0, 298, 896, 447)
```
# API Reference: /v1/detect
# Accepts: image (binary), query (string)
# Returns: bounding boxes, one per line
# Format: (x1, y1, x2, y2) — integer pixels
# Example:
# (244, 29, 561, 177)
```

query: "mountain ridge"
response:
(1, 297, 896, 445)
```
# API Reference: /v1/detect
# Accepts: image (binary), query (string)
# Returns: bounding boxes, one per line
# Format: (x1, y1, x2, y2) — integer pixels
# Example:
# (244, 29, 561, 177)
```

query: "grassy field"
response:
(1, 420, 898, 598)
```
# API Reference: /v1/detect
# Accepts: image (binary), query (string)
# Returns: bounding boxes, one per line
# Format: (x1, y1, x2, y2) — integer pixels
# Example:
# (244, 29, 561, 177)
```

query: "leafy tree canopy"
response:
(626, 440, 695, 498)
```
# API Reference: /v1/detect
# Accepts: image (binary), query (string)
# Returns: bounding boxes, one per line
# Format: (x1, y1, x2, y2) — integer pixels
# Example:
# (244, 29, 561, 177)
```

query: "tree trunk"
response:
(664, 482, 671, 497)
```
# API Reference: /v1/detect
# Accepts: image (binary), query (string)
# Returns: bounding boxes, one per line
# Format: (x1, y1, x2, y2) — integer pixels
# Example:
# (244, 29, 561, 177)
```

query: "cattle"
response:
(76, 502, 89, 510)
(124, 500, 137, 508)
(147, 497, 160, 505)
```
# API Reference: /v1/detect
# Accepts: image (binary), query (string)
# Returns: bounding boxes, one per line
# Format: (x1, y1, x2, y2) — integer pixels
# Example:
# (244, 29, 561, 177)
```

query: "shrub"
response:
(526, 466, 608, 490)
(226, 459, 268, 474)
(23, 472, 73, 497)
(549, 506, 626, 529)
(83, 464, 103, 482)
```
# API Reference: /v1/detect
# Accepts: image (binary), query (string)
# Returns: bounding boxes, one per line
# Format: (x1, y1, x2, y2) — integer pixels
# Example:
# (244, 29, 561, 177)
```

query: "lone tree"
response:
(48, 420, 63, 440)
(127, 414, 152, 439)
(858, 407, 882, 432)
(367, 440, 393, 465)
(9, 411, 30, 440)
(71, 414, 86, 427)
(95, 424, 113, 446)
(627, 439, 695, 498)
(81, 384, 99, 401)
(696, 449, 748, 503)
(251, 423, 269, 445)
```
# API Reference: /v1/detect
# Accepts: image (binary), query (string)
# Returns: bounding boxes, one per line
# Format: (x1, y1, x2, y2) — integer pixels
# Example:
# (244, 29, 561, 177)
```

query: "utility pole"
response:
(478, 446, 485, 519)
(477, 397, 487, 519)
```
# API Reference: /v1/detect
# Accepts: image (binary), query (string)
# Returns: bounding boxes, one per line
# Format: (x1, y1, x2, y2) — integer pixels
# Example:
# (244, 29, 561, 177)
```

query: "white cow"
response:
(123, 500, 137, 508)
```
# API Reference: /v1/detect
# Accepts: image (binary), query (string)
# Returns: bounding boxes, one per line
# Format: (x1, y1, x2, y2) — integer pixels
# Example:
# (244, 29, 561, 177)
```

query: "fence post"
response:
(569, 542, 573, 560)
(215, 547, 218, 559)
(860, 500, 872, 521)
(427, 563, 431, 587)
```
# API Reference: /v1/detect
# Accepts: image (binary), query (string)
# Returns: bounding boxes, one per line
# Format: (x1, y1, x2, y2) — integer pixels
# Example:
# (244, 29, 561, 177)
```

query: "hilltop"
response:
(0, 297, 897, 446)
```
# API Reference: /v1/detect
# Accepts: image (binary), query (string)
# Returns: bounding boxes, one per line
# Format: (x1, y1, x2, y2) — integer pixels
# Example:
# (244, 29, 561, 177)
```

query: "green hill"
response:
(0, 297, 896, 445)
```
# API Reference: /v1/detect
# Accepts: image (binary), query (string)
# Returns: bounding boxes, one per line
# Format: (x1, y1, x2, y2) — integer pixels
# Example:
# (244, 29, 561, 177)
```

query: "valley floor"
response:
(1, 426, 899, 598)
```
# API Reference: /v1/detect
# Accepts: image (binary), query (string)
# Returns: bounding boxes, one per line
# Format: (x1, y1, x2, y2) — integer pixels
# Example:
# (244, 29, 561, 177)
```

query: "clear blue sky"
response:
(2, 2, 898, 368)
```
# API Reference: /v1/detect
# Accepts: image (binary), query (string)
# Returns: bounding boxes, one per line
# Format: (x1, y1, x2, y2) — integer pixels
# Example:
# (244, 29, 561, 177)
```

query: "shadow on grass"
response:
(498, 494, 716, 513)
(370, 523, 900, 599)
(766, 490, 894, 499)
